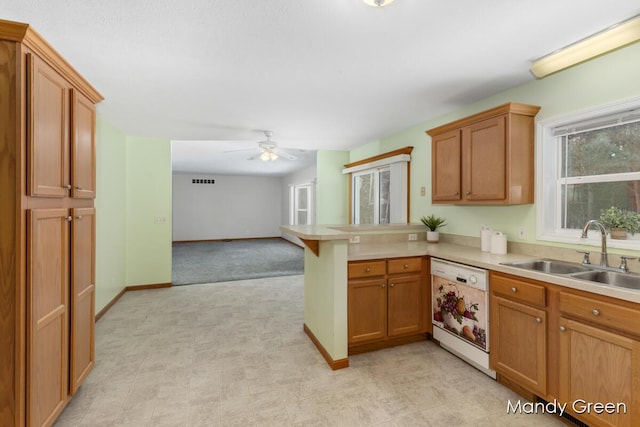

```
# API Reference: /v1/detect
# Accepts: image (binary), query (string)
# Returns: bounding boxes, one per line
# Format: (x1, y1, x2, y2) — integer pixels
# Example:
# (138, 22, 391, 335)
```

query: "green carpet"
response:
(171, 238, 304, 285)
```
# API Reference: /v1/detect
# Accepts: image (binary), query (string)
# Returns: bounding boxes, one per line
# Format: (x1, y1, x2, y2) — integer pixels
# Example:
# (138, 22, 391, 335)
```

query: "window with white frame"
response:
(290, 183, 314, 225)
(343, 149, 410, 225)
(537, 97, 640, 247)
(352, 167, 391, 225)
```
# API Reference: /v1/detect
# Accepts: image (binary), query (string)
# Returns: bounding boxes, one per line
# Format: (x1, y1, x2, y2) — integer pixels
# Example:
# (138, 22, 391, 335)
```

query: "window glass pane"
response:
(297, 187, 308, 208)
(356, 173, 375, 224)
(297, 211, 307, 225)
(563, 121, 640, 178)
(379, 169, 390, 224)
(562, 181, 640, 229)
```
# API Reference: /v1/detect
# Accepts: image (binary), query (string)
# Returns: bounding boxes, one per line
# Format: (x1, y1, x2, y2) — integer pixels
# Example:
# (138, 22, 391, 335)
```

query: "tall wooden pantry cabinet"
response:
(0, 19, 103, 427)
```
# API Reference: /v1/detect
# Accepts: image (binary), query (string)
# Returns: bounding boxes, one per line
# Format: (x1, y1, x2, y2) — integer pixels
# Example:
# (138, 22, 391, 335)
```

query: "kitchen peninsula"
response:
(283, 223, 640, 426)
(283, 223, 640, 365)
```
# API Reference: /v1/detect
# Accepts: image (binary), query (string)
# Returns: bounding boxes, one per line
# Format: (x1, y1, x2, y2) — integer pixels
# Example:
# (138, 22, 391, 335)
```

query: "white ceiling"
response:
(2, 1, 639, 176)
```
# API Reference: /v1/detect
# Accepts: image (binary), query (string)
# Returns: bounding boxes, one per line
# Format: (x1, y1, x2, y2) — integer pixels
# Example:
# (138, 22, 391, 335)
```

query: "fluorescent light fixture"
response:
(362, 0, 395, 7)
(530, 14, 640, 79)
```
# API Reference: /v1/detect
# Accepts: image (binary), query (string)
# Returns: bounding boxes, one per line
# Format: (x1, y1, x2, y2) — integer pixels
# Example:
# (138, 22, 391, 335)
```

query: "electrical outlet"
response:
(518, 226, 526, 240)
(349, 235, 360, 244)
(408, 233, 418, 241)
(154, 216, 166, 224)
(420, 186, 426, 197)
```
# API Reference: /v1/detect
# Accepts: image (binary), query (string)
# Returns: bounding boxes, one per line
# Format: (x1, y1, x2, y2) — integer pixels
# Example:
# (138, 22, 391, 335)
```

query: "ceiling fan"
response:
(241, 131, 299, 161)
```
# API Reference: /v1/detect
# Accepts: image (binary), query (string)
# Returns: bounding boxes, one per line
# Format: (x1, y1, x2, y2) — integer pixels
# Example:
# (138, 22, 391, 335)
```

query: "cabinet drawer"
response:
(490, 274, 546, 307)
(560, 292, 640, 337)
(348, 260, 386, 279)
(387, 257, 423, 275)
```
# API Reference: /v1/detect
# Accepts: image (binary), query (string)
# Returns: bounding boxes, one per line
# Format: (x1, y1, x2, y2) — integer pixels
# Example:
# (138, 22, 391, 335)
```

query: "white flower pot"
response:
(427, 231, 440, 243)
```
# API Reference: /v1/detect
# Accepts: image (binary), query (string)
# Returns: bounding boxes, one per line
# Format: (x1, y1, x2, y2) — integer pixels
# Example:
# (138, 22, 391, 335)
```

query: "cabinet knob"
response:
(403, 264, 409, 269)
(75, 186, 83, 190)
(465, 191, 471, 195)
(64, 184, 72, 190)
(365, 267, 371, 273)
(390, 283, 395, 288)
(560, 326, 566, 332)
(453, 192, 459, 196)
(592, 309, 600, 316)
(511, 287, 517, 293)
(76, 215, 83, 220)
(381, 284, 386, 288)
(67, 216, 73, 222)
(535, 317, 542, 323)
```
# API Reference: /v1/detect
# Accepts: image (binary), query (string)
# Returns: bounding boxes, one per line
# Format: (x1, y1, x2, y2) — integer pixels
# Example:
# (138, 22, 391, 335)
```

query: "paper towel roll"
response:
(490, 231, 507, 255)
(481, 225, 492, 252)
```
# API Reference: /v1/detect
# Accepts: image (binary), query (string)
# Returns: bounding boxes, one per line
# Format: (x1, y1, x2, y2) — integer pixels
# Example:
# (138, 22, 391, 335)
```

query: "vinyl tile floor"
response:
(54, 275, 566, 427)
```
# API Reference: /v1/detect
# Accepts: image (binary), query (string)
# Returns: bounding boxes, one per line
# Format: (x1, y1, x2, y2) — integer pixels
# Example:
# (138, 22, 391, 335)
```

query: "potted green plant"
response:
(598, 206, 640, 239)
(420, 214, 447, 243)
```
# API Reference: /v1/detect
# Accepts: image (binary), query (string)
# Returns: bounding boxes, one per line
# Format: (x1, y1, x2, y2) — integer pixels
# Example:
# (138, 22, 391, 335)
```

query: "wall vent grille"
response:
(192, 179, 215, 184)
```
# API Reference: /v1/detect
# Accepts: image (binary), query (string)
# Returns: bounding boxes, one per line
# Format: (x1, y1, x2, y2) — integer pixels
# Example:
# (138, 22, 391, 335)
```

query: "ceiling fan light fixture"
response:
(362, 0, 395, 7)
(260, 150, 278, 161)
(530, 13, 640, 78)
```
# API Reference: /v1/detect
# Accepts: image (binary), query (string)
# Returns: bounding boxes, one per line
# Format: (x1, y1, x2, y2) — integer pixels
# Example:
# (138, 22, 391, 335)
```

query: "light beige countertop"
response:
(281, 224, 640, 304)
(280, 223, 426, 240)
(349, 240, 640, 304)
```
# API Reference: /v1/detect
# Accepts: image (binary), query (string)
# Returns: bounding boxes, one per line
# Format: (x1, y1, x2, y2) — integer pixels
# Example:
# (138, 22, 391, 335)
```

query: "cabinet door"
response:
(70, 208, 95, 394)
(71, 90, 96, 199)
(27, 53, 70, 197)
(348, 279, 387, 344)
(387, 274, 422, 337)
(491, 295, 546, 395)
(431, 130, 461, 202)
(27, 209, 69, 427)
(462, 115, 506, 201)
(559, 317, 639, 427)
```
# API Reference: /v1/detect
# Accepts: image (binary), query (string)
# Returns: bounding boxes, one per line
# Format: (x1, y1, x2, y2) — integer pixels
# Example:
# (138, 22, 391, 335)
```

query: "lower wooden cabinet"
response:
(490, 272, 547, 396)
(490, 271, 640, 427)
(70, 208, 96, 394)
(491, 295, 547, 396)
(348, 257, 428, 352)
(27, 208, 95, 426)
(558, 291, 640, 427)
(28, 209, 70, 427)
(559, 317, 639, 427)
(387, 274, 422, 337)
(348, 278, 387, 344)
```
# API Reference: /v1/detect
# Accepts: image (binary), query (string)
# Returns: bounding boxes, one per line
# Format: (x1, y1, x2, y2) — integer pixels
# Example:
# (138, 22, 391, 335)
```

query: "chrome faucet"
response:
(581, 220, 609, 268)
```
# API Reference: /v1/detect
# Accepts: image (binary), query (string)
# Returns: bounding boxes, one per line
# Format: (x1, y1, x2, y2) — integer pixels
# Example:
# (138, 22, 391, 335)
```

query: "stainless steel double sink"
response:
(500, 259, 640, 291)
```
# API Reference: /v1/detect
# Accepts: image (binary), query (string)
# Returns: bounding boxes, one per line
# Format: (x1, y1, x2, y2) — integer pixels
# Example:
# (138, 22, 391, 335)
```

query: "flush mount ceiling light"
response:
(530, 14, 640, 79)
(362, 0, 395, 7)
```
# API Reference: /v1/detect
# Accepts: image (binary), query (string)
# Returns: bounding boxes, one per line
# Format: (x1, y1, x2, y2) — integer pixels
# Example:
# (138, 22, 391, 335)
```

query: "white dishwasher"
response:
(431, 258, 496, 379)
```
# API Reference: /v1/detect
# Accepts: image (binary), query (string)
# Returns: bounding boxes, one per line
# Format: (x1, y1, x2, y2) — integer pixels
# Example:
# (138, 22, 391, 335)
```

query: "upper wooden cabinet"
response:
(28, 53, 70, 197)
(28, 53, 97, 199)
(71, 90, 97, 199)
(427, 102, 540, 205)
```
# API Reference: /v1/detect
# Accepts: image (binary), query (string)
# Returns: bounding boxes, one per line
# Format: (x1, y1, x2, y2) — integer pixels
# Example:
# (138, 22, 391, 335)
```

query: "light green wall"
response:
(94, 119, 173, 312)
(95, 116, 127, 311)
(316, 150, 350, 224)
(347, 42, 640, 250)
(125, 136, 173, 286)
(303, 240, 348, 361)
